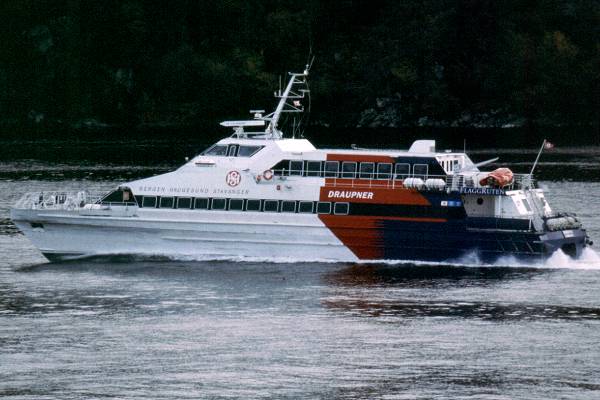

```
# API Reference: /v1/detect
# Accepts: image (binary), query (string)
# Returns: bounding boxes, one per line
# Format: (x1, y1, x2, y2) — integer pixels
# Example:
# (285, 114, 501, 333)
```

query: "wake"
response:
(159, 248, 600, 270)
(49, 247, 600, 271)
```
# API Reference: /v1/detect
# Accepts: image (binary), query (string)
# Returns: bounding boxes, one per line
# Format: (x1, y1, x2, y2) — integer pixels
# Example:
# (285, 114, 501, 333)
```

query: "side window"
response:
(298, 201, 314, 213)
(334, 202, 350, 215)
(142, 196, 157, 208)
(211, 198, 226, 210)
(394, 163, 410, 179)
(413, 164, 428, 179)
(341, 162, 357, 178)
(229, 199, 244, 211)
(306, 161, 322, 177)
(359, 162, 375, 179)
(246, 199, 261, 211)
(289, 160, 303, 176)
(271, 160, 289, 176)
(177, 197, 192, 209)
(281, 201, 296, 213)
(317, 202, 332, 214)
(377, 163, 392, 179)
(194, 198, 209, 209)
(324, 161, 339, 178)
(159, 196, 174, 208)
(452, 159, 460, 172)
(263, 200, 279, 212)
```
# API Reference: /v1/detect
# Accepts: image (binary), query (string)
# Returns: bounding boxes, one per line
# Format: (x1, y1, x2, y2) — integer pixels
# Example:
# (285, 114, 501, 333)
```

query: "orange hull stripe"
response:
(321, 186, 431, 205)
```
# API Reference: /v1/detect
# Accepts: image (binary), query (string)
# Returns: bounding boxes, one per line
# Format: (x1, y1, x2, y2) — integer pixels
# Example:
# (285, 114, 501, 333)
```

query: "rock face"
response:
(357, 97, 403, 128)
(358, 96, 526, 129)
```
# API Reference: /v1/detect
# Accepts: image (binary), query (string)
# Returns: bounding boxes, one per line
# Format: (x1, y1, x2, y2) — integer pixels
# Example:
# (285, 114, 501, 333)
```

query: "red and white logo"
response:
(225, 170, 241, 187)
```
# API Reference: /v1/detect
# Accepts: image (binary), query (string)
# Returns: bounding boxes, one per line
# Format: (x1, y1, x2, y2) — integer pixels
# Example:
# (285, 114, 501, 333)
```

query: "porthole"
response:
(476, 197, 484, 205)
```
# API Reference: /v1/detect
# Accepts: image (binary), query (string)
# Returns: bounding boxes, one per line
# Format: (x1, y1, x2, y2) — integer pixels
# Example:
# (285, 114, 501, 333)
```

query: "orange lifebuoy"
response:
(263, 170, 273, 181)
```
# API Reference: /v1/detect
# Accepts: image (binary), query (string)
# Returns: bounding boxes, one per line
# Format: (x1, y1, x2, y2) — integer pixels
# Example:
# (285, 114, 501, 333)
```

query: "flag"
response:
(544, 141, 555, 150)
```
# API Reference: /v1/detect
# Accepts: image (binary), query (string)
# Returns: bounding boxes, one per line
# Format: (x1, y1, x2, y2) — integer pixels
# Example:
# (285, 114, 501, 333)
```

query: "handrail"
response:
(14, 191, 137, 211)
(271, 169, 535, 192)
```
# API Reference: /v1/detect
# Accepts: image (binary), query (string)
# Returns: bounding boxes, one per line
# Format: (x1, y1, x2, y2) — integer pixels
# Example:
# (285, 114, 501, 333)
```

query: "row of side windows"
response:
(138, 196, 350, 215)
(271, 160, 430, 179)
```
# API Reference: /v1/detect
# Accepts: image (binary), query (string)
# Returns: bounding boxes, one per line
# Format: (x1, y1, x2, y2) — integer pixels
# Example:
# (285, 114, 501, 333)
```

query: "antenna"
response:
(263, 67, 310, 139)
(220, 64, 312, 140)
(529, 139, 547, 177)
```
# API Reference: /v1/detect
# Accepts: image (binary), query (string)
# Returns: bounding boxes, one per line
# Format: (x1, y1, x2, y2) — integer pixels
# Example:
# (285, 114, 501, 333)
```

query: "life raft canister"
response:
(263, 170, 274, 181)
(479, 168, 514, 187)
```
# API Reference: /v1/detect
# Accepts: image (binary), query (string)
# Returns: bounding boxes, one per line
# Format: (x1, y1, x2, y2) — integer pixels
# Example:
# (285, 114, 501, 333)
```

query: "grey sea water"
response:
(1, 144, 600, 399)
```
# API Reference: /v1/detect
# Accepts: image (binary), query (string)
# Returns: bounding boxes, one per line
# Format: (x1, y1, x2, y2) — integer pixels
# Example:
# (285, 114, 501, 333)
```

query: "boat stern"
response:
(539, 227, 589, 259)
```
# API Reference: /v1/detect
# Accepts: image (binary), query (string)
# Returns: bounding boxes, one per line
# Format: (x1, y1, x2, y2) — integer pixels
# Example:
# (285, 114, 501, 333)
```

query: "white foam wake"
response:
(155, 247, 600, 270)
(543, 247, 600, 270)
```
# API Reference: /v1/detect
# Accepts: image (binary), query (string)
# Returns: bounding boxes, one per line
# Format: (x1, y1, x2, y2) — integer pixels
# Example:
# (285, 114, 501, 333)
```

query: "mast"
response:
(219, 64, 311, 139)
(264, 66, 310, 139)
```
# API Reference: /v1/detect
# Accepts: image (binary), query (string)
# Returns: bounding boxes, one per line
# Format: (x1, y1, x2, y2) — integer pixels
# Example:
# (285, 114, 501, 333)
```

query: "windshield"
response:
(237, 145, 263, 157)
(202, 144, 227, 156)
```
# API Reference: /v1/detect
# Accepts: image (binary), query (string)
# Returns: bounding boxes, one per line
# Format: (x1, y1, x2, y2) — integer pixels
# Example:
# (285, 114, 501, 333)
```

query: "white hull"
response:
(11, 208, 358, 262)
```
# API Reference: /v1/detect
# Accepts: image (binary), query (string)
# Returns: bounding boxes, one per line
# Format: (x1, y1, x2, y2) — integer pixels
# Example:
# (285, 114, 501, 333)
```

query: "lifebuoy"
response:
(263, 170, 273, 181)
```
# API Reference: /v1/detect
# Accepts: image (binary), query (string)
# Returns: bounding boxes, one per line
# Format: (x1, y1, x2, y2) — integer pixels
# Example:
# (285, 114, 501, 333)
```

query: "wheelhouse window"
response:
(194, 198, 209, 209)
(142, 196, 157, 208)
(377, 163, 392, 179)
(263, 200, 279, 212)
(177, 197, 192, 209)
(211, 198, 226, 210)
(334, 202, 350, 215)
(289, 160, 303, 176)
(246, 199, 261, 211)
(229, 199, 244, 211)
(298, 201, 314, 213)
(306, 161, 322, 177)
(159, 197, 174, 208)
(317, 202, 332, 214)
(413, 164, 428, 179)
(359, 162, 375, 179)
(281, 201, 296, 213)
(237, 145, 263, 157)
(202, 144, 228, 156)
(342, 162, 357, 178)
(227, 144, 239, 157)
(394, 163, 410, 179)
(324, 161, 339, 178)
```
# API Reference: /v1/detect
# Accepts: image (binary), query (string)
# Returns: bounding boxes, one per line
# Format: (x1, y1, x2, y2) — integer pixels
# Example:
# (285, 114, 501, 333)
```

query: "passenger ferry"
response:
(11, 66, 591, 263)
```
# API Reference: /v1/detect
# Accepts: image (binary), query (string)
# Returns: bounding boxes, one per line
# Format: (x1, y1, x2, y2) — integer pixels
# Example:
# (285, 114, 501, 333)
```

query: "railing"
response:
(273, 169, 535, 192)
(15, 191, 110, 211)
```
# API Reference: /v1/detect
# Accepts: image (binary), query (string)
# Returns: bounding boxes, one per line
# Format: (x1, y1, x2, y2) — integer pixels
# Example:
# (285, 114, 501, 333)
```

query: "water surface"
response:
(1, 142, 599, 399)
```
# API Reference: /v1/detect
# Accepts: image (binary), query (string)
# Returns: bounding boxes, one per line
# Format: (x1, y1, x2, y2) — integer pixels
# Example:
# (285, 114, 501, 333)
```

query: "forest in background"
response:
(0, 0, 598, 139)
